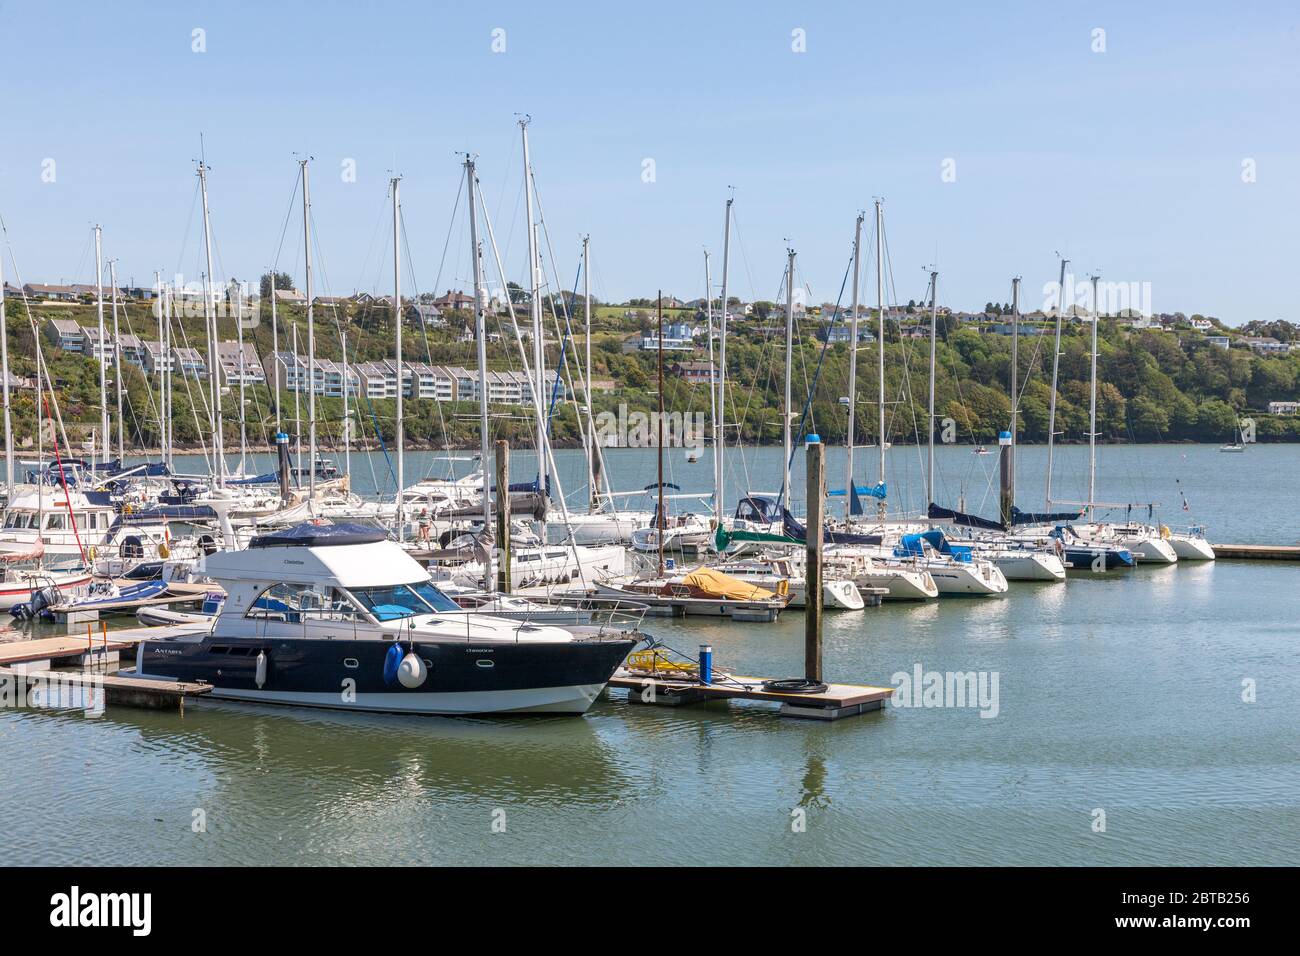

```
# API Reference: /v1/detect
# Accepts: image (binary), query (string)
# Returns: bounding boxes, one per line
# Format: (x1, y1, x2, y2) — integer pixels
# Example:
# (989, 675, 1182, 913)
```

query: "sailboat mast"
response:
(342, 329, 351, 481)
(0, 243, 12, 500)
(583, 235, 596, 511)
(465, 157, 493, 587)
(234, 276, 248, 474)
(109, 260, 124, 460)
(782, 250, 797, 509)
(657, 292, 665, 577)
(844, 212, 863, 521)
(717, 198, 732, 522)
(1088, 272, 1100, 519)
(520, 120, 546, 536)
(874, 200, 886, 518)
(293, 323, 302, 480)
(1003, 275, 1020, 527)
(302, 159, 316, 500)
(391, 175, 403, 542)
(270, 263, 281, 434)
(1045, 257, 1067, 508)
(197, 163, 223, 487)
(926, 268, 938, 507)
(704, 250, 717, 504)
(94, 225, 107, 468)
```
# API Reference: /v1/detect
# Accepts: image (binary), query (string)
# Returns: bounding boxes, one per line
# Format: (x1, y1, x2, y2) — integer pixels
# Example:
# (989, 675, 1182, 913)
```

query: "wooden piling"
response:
(495, 439, 512, 593)
(805, 438, 824, 683)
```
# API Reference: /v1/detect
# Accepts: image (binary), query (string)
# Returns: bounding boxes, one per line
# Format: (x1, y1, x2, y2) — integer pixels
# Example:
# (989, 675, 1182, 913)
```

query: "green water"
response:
(1, 444, 1296, 865)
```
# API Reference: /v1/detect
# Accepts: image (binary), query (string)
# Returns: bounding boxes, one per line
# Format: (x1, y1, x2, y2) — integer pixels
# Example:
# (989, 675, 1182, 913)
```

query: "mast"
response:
(1045, 257, 1068, 508)
(94, 225, 107, 468)
(716, 198, 732, 522)
(874, 200, 886, 518)
(270, 264, 281, 433)
(520, 119, 547, 538)
(1088, 272, 1100, 519)
(926, 268, 938, 507)
(1001, 275, 1021, 528)
(293, 323, 302, 480)
(301, 159, 316, 500)
(0, 244, 12, 500)
(782, 248, 795, 508)
(465, 156, 492, 587)
(109, 259, 124, 460)
(154, 271, 164, 464)
(844, 212, 863, 520)
(197, 162, 223, 486)
(656, 291, 665, 576)
(163, 279, 173, 468)
(342, 329, 350, 481)
(234, 276, 248, 474)
(391, 174, 403, 541)
(704, 250, 717, 506)
(583, 235, 596, 511)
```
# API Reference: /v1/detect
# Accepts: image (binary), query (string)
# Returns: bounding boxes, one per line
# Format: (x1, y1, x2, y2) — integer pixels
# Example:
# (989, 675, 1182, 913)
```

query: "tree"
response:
(259, 272, 295, 298)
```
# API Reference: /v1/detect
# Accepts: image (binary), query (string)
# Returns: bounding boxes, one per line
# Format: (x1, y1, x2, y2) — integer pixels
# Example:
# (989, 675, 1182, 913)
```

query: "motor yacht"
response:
(132, 523, 640, 715)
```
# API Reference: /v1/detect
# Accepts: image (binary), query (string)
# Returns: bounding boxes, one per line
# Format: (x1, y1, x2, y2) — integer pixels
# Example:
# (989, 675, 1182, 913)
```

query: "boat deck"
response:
(607, 669, 894, 720)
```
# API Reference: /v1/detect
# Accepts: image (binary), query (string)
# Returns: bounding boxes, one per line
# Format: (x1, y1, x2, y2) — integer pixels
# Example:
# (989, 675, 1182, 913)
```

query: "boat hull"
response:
(853, 568, 939, 601)
(139, 633, 635, 716)
(987, 551, 1067, 581)
(1168, 535, 1215, 561)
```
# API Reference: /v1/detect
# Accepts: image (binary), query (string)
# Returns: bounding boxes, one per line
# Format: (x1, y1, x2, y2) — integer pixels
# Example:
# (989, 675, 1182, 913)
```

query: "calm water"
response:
(1, 444, 1296, 865)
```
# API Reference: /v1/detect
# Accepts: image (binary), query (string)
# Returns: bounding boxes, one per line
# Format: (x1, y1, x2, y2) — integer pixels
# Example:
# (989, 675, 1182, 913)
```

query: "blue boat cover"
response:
(249, 522, 390, 549)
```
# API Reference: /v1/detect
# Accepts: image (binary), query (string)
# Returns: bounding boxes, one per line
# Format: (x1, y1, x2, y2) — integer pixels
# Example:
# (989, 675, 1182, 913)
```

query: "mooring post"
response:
(805, 435, 824, 682)
(495, 440, 511, 594)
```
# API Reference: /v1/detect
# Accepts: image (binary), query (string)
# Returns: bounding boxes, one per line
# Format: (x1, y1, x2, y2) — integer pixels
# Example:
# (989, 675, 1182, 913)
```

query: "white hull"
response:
(1168, 534, 1215, 561)
(853, 567, 939, 601)
(923, 560, 1009, 595)
(208, 683, 607, 715)
(986, 551, 1067, 581)
(1118, 535, 1179, 564)
(547, 512, 651, 546)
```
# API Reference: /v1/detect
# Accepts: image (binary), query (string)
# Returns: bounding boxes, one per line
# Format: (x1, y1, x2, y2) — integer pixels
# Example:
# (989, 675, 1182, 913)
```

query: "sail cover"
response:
(927, 502, 1004, 531)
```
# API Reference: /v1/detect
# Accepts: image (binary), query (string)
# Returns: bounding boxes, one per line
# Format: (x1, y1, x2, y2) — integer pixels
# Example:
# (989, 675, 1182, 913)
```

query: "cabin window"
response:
(44, 513, 66, 530)
(350, 583, 444, 621)
(245, 583, 363, 623)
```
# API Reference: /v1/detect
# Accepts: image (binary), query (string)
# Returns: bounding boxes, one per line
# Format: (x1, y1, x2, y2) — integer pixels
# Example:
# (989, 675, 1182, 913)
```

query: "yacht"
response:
(0, 488, 117, 560)
(132, 523, 640, 715)
(1167, 526, 1215, 561)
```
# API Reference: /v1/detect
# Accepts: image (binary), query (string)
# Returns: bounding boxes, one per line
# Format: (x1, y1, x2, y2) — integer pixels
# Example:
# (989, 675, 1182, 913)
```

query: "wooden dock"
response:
(0, 622, 208, 668)
(0, 665, 211, 712)
(1212, 543, 1300, 561)
(608, 669, 895, 720)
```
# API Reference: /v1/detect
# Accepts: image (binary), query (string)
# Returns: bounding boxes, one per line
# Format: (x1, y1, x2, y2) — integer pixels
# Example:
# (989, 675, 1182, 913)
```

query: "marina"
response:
(0, 2, 1296, 889)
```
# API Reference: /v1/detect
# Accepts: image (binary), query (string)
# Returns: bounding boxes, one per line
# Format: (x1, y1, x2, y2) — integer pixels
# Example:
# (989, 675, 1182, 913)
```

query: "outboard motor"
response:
(10, 584, 61, 620)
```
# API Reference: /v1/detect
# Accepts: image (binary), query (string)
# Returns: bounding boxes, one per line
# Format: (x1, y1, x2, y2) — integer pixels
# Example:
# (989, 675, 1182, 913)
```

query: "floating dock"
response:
(608, 670, 894, 721)
(0, 665, 211, 712)
(1212, 543, 1300, 561)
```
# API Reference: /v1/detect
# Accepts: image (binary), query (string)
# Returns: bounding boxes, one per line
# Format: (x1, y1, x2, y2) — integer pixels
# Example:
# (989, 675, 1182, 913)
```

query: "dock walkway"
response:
(1212, 543, 1300, 561)
(608, 670, 894, 720)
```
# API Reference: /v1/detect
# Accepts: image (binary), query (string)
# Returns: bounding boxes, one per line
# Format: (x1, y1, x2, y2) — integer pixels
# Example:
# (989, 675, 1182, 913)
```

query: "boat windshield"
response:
(351, 582, 460, 620)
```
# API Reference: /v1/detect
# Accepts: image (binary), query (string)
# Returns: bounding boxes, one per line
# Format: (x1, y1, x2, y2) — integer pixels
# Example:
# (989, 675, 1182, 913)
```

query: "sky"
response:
(0, 0, 1297, 324)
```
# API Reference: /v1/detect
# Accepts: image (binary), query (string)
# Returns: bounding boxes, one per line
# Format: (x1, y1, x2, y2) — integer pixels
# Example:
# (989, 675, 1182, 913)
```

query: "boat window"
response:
(350, 584, 438, 621)
(44, 513, 66, 530)
(409, 580, 461, 612)
(245, 583, 364, 623)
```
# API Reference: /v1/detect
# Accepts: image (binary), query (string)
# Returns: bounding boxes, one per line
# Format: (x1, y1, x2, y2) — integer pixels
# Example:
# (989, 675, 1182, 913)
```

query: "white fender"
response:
(255, 650, 267, 688)
(397, 651, 427, 689)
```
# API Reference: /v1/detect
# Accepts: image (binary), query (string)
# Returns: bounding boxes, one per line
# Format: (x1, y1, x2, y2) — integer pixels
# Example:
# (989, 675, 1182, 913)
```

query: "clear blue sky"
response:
(1, 0, 1296, 323)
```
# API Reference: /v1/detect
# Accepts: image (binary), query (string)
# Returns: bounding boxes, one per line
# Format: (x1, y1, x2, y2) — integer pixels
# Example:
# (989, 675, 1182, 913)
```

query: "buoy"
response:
(397, 651, 427, 689)
(255, 650, 267, 688)
(383, 642, 405, 686)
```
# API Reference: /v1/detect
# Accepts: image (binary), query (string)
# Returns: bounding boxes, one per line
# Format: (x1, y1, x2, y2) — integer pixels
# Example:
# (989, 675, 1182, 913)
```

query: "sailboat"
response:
(1220, 423, 1246, 453)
